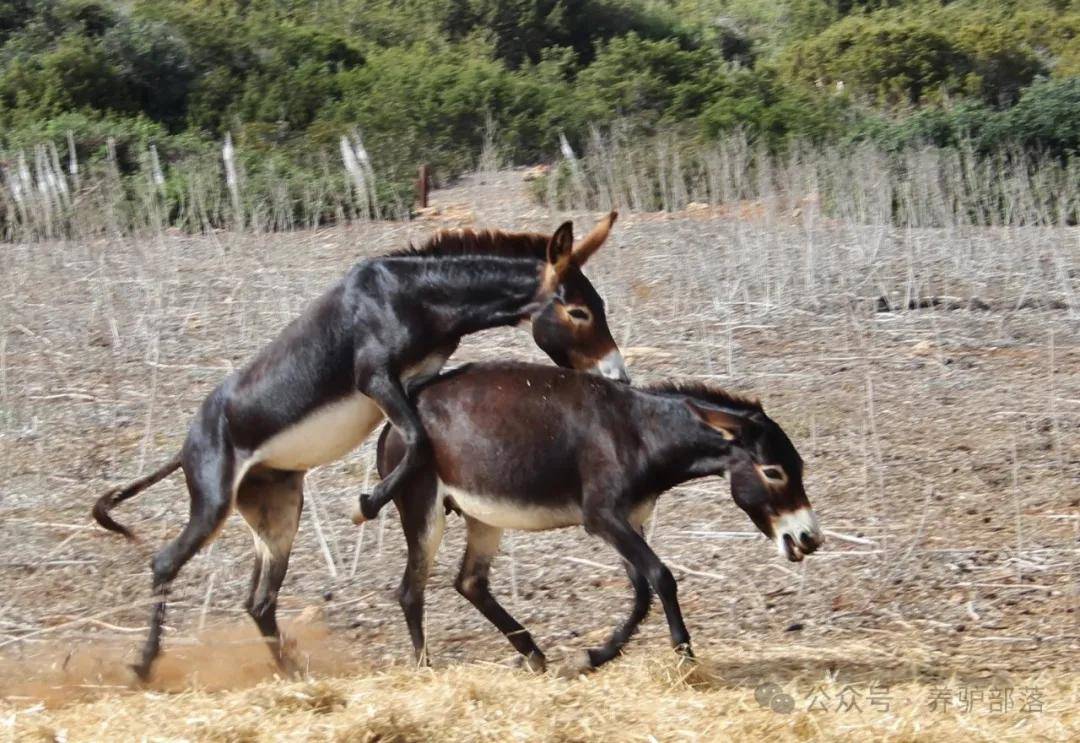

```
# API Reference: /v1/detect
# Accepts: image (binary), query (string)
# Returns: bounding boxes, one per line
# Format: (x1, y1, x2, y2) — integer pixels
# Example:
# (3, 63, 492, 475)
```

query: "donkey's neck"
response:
(638, 395, 735, 488)
(416, 257, 543, 337)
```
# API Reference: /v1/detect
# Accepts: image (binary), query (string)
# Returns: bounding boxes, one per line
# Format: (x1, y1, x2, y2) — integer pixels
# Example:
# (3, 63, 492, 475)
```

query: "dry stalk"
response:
(305, 482, 339, 579)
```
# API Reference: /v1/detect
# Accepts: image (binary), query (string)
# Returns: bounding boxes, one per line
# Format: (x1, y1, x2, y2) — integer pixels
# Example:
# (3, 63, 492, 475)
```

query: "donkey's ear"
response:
(685, 400, 745, 441)
(543, 221, 575, 289)
(571, 210, 617, 266)
(547, 221, 574, 266)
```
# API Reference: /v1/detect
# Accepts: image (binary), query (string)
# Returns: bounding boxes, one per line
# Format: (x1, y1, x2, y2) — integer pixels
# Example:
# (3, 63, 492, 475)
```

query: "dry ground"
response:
(0, 169, 1077, 740)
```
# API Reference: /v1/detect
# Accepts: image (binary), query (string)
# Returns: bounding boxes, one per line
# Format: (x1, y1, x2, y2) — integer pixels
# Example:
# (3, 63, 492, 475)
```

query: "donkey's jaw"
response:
(592, 349, 630, 383)
(772, 507, 823, 562)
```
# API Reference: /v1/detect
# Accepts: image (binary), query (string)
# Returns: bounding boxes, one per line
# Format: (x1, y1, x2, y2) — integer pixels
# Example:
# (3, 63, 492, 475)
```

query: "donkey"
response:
(375, 362, 823, 673)
(92, 215, 627, 680)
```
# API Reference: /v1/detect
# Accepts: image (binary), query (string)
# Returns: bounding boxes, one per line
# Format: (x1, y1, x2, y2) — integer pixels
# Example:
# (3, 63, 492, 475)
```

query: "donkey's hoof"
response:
(358, 493, 381, 521)
(674, 643, 697, 663)
(514, 651, 547, 674)
(129, 662, 153, 684)
(555, 650, 593, 679)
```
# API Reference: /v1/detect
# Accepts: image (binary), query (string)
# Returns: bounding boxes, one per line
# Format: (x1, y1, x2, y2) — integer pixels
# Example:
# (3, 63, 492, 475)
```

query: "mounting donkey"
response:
(375, 362, 823, 673)
(92, 214, 627, 680)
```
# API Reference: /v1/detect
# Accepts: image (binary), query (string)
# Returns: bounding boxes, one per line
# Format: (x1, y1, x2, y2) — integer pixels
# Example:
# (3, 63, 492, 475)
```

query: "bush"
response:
(440, 0, 688, 67)
(324, 38, 585, 183)
(849, 102, 1000, 154)
(780, 16, 969, 106)
(0, 110, 169, 168)
(997, 77, 1080, 156)
(574, 33, 722, 126)
(699, 71, 852, 147)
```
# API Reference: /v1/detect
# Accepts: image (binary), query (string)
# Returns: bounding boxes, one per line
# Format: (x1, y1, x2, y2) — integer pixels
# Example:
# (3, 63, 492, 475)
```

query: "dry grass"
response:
(4, 642, 1077, 742)
(541, 130, 1079, 229)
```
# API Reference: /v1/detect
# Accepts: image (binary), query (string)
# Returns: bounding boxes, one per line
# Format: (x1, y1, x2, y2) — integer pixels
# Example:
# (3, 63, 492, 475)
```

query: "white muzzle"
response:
(772, 507, 823, 562)
(593, 349, 630, 383)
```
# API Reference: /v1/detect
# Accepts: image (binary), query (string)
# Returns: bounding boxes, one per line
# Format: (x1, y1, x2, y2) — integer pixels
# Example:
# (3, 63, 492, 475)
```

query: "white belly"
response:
(246, 350, 451, 473)
(438, 479, 583, 531)
(252, 393, 385, 471)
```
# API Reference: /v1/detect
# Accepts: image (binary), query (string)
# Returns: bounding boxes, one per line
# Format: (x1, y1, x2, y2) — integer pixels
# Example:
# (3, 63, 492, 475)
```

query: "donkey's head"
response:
(687, 398, 823, 562)
(532, 213, 628, 382)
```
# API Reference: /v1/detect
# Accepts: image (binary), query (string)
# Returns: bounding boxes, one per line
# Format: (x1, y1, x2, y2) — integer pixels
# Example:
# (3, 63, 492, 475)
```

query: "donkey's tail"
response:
(92, 451, 183, 540)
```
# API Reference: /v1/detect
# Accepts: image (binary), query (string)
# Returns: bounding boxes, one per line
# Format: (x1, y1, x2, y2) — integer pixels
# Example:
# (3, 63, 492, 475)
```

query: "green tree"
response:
(780, 16, 968, 106)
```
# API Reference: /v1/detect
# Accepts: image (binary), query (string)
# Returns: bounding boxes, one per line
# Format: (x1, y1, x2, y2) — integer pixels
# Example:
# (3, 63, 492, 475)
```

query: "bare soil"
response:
(0, 169, 1077, 735)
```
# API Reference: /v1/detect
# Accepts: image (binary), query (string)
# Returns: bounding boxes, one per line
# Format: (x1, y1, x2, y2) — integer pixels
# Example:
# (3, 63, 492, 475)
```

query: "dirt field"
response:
(0, 169, 1077, 740)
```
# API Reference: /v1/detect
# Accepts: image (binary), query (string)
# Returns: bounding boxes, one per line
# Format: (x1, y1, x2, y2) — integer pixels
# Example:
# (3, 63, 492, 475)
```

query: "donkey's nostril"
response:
(800, 531, 823, 555)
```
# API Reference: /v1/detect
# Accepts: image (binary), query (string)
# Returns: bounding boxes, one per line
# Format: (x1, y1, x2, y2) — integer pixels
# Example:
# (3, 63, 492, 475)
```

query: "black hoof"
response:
(129, 662, 152, 683)
(513, 651, 547, 674)
(358, 493, 382, 521)
(674, 643, 696, 662)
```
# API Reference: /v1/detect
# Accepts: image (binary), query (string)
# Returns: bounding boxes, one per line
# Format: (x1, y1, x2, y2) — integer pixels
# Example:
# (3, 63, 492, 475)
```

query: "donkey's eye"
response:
(567, 307, 592, 322)
(761, 466, 785, 481)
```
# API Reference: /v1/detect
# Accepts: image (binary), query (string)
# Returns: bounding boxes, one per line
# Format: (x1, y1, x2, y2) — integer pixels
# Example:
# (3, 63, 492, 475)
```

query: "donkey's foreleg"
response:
(133, 435, 234, 681)
(455, 518, 546, 673)
(585, 554, 653, 669)
(236, 469, 304, 677)
(585, 512, 693, 661)
(356, 370, 430, 521)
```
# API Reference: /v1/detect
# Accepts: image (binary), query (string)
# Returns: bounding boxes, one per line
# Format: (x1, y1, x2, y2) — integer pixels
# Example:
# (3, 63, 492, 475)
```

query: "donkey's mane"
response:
(646, 380, 763, 412)
(389, 229, 551, 260)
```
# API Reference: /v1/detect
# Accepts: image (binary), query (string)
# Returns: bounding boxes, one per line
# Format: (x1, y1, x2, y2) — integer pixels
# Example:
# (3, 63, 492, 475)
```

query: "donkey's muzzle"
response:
(773, 508, 823, 562)
(593, 349, 630, 383)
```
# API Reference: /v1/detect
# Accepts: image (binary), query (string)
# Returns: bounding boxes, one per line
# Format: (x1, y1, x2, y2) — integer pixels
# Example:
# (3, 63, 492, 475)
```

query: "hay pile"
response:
(5, 641, 1076, 742)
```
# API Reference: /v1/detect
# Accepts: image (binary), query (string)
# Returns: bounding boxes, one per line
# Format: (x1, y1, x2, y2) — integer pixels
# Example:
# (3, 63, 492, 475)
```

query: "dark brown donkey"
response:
(376, 362, 823, 673)
(92, 215, 626, 680)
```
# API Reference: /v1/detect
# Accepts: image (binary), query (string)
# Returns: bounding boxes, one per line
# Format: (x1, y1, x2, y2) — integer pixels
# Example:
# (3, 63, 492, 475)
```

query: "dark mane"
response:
(388, 228, 551, 260)
(646, 380, 763, 412)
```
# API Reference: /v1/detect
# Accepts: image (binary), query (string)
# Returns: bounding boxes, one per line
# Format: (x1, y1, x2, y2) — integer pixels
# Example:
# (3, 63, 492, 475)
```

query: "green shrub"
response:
(998, 77, 1080, 156)
(780, 16, 969, 106)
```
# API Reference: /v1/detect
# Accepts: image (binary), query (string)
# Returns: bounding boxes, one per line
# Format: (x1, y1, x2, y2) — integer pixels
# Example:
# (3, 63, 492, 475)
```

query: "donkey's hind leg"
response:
(235, 468, 305, 677)
(394, 469, 444, 666)
(455, 517, 546, 673)
(133, 431, 234, 681)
